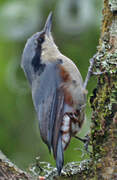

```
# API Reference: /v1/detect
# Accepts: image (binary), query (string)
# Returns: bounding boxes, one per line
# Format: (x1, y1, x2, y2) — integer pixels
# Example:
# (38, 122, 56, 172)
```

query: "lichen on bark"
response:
(90, 0, 117, 179)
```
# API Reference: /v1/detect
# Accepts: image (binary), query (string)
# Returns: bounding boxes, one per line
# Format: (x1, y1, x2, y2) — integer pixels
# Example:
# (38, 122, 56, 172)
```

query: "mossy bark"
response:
(0, 0, 117, 179)
(0, 151, 33, 180)
(90, 0, 117, 179)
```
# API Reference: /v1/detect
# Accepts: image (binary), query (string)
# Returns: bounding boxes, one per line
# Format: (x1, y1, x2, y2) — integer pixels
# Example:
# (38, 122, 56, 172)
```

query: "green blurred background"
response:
(0, 0, 102, 170)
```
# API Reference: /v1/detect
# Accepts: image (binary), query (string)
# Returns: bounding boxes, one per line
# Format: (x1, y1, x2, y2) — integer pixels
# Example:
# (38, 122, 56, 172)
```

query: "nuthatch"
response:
(21, 12, 87, 175)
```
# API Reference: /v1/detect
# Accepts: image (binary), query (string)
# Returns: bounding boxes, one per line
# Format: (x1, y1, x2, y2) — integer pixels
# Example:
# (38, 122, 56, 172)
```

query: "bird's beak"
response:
(43, 12, 53, 36)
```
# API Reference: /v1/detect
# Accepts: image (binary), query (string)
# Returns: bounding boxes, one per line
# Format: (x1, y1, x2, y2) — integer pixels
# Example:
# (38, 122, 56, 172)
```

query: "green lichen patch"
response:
(29, 159, 95, 180)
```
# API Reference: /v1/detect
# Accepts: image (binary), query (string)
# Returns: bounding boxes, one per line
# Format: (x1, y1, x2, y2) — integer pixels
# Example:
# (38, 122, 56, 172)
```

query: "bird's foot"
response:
(74, 134, 92, 155)
(89, 55, 106, 76)
(83, 54, 97, 89)
(84, 53, 107, 89)
(91, 71, 106, 76)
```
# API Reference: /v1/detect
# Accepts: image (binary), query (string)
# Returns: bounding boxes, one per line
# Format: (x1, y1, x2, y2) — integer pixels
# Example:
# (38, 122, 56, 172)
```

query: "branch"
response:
(0, 150, 34, 180)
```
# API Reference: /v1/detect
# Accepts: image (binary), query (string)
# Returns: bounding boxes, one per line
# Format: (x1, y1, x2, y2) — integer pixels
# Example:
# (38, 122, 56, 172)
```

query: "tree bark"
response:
(90, 0, 117, 179)
(0, 151, 34, 180)
(0, 0, 117, 179)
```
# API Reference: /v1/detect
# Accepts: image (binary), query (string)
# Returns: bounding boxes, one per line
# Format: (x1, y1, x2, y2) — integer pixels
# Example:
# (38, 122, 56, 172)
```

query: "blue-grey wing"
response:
(32, 62, 64, 164)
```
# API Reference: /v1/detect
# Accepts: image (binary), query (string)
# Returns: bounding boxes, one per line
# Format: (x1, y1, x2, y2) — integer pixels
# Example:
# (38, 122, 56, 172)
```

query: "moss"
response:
(91, 55, 117, 157)
(89, 2, 117, 179)
(101, 0, 113, 37)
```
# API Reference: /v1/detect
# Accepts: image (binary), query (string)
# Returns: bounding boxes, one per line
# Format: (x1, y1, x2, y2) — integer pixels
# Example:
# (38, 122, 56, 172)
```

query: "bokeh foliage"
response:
(0, 0, 101, 170)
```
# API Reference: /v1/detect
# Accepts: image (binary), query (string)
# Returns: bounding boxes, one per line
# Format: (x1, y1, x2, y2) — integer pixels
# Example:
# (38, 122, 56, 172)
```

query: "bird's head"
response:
(21, 12, 59, 85)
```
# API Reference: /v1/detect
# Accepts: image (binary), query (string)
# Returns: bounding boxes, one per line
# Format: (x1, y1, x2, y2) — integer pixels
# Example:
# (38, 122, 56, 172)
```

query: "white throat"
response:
(41, 34, 60, 62)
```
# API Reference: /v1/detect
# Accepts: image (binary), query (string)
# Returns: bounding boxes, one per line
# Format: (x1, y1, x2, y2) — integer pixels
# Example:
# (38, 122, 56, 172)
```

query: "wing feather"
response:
(52, 88, 64, 158)
(32, 62, 64, 157)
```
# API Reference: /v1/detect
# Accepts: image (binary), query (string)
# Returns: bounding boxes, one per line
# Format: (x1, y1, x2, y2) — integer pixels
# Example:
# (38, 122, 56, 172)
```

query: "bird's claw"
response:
(75, 134, 92, 155)
(91, 71, 106, 76)
(89, 55, 106, 76)
(83, 54, 97, 89)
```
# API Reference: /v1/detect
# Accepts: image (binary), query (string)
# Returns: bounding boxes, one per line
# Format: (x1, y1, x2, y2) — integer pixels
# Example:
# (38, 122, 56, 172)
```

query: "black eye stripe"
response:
(31, 48, 41, 73)
(31, 32, 45, 73)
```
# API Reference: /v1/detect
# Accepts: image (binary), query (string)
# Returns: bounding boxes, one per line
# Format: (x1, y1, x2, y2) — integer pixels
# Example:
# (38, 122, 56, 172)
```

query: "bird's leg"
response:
(74, 134, 91, 154)
(83, 54, 97, 89)
(84, 54, 106, 89)
(74, 136, 87, 143)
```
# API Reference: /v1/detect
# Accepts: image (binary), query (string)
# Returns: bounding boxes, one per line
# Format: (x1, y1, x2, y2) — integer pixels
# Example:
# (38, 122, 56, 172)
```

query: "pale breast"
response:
(61, 55, 83, 85)
(60, 55, 87, 109)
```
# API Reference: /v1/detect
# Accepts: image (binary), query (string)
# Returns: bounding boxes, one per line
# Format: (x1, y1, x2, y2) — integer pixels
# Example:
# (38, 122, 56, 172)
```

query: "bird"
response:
(21, 12, 87, 175)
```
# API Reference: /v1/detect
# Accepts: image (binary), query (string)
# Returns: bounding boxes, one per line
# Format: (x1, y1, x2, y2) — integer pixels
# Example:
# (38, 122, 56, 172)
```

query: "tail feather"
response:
(56, 133, 64, 175)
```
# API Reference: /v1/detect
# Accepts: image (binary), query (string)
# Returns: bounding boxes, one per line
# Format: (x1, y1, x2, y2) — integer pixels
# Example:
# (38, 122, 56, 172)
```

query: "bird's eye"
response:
(38, 37, 44, 43)
(38, 32, 45, 44)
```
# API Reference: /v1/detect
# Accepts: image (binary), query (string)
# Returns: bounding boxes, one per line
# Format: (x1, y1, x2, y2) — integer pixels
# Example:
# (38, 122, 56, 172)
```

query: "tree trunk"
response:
(90, 0, 117, 179)
(0, 0, 117, 179)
